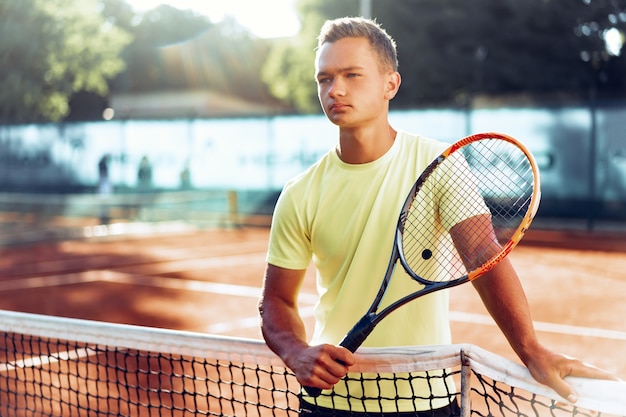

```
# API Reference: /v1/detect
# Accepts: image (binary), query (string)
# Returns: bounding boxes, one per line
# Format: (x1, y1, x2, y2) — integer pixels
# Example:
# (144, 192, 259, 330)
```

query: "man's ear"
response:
(384, 71, 401, 100)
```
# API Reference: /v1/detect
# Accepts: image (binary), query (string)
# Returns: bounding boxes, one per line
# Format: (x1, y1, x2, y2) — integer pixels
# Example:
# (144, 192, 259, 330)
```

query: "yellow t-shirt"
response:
(267, 131, 458, 411)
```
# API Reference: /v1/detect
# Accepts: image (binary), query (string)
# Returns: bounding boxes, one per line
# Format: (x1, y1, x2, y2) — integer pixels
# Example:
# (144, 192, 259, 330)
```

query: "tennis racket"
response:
(304, 132, 541, 397)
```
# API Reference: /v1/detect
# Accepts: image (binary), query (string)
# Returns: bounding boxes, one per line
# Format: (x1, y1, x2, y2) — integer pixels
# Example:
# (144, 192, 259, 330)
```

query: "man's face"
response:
(315, 37, 395, 129)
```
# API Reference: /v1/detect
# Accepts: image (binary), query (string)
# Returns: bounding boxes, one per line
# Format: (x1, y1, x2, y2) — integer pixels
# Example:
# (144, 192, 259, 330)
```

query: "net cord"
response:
(463, 345, 626, 415)
(1, 309, 624, 415)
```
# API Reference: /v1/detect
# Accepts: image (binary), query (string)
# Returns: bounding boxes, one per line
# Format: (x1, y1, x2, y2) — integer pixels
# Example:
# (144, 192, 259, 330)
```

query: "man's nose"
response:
(328, 78, 345, 97)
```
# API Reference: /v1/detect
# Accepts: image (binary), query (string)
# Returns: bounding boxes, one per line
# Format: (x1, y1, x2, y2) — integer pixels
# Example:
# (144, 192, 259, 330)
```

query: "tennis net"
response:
(0, 310, 624, 417)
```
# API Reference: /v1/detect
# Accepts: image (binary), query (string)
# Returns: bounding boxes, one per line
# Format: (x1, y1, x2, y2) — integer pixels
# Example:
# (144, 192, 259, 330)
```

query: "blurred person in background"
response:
(137, 155, 153, 191)
(97, 154, 112, 223)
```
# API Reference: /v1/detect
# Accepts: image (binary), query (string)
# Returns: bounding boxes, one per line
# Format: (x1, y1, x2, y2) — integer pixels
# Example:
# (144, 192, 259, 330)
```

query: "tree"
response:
(107, 4, 285, 112)
(262, 0, 361, 113)
(0, 0, 131, 123)
(572, 0, 626, 94)
(108, 4, 214, 94)
(261, 0, 626, 112)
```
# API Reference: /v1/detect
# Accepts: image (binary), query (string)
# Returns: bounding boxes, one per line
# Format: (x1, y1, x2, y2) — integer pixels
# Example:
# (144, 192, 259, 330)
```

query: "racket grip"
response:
(339, 313, 376, 353)
(303, 386, 323, 397)
(302, 315, 376, 398)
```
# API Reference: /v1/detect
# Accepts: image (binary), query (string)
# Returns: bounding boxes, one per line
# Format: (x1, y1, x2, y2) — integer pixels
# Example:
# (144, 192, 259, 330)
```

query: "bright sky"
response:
(126, 0, 301, 38)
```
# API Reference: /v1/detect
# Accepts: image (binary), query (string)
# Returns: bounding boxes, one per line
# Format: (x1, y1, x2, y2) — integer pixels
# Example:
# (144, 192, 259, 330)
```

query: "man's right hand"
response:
(287, 343, 356, 389)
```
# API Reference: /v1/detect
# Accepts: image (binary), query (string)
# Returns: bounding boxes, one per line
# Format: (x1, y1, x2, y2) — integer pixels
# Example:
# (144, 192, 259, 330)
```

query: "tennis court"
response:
(0, 219, 625, 415)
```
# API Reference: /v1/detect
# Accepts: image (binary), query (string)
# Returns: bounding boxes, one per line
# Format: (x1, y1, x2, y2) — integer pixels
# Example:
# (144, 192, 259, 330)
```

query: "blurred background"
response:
(1, 0, 625, 242)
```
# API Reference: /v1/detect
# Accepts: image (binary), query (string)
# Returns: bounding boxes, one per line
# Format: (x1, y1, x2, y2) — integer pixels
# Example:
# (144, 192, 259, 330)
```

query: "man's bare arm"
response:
(258, 264, 354, 389)
(450, 215, 615, 403)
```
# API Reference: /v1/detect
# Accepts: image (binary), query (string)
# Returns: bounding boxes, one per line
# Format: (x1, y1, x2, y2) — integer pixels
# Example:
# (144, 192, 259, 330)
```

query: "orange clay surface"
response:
(1, 226, 625, 379)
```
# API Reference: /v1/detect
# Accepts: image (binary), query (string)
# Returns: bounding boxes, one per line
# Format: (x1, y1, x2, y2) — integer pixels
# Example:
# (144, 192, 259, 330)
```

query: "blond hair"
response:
(317, 17, 398, 71)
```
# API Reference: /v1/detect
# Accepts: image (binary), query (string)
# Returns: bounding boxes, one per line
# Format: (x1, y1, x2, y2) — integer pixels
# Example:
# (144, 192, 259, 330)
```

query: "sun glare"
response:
(125, 0, 300, 38)
(605, 27, 624, 56)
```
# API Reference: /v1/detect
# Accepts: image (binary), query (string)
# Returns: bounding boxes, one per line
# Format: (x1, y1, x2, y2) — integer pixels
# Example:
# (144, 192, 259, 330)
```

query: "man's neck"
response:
(336, 124, 396, 164)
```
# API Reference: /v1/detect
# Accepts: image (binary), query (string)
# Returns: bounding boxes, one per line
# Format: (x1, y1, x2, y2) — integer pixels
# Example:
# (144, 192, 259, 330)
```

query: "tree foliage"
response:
(2, 0, 624, 123)
(102, 2, 285, 118)
(112, 12, 275, 101)
(262, 0, 361, 113)
(0, 0, 285, 123)
(0, 0, 131, 123)
(262, 0, 626, 113)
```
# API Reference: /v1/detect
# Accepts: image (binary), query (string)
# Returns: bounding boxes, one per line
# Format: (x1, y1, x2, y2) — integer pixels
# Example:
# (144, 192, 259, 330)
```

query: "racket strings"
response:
(402, 207, 450, 282)
(478, 142, 534, 235)
(401, 138, 536, 283)
(461, 140, 534, 242)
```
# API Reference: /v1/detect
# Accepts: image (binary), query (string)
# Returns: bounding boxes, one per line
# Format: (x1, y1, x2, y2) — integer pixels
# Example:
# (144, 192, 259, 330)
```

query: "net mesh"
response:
(0, 310, 623, 417)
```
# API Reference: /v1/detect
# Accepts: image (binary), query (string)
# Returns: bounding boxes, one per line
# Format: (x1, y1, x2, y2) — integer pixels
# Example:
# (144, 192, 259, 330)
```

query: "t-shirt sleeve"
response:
(436, 152, 491, 231)
(266, 187, 313, 270)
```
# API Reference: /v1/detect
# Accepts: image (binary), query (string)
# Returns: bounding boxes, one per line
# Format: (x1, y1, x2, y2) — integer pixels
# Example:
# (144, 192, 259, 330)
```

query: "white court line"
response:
(101, 270, 263, 297)
(450, 311, 626, 341)
(204, 306, 317, 334)
(100, 270, 321, 303)
(0, 271, 103, 291)
(128, 241, 269, 265)
(205, 307, 626, 340)
(112, 253, 268, 274)
(6, 271, 625, 341)
(204, 295, 626, 341)
(0, 347, 94, 372)
(0, 251, 268, 292)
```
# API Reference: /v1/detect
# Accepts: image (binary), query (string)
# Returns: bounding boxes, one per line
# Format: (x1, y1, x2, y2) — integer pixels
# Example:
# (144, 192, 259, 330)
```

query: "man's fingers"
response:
(545, 375, 579, 404)
(333, 346, 356, 367)
(300, 344, 355, 388)
(547, 359, 619, 404)
(568, 362, 620, 381)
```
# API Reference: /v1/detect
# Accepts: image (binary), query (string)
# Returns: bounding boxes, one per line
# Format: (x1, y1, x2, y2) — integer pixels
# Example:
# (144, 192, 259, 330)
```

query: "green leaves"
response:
(0, 0, 131, 123)
(261, 0, 626, 112)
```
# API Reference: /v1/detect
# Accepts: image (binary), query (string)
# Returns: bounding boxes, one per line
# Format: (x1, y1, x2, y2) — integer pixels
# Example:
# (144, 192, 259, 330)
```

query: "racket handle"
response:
(339, 313, 376, 353)
(303, 386, 323, 397)
(302, 315, 376, 398)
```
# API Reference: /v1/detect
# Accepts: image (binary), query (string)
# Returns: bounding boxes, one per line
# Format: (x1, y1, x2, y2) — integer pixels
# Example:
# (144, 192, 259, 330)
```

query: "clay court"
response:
(0, 222, 624, 384)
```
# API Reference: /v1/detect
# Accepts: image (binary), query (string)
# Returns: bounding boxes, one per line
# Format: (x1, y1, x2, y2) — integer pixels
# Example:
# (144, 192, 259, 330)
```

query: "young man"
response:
(258, 17, 612, 416)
